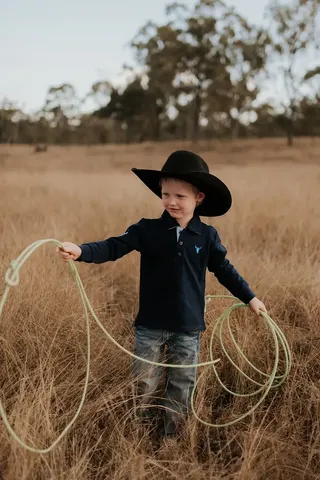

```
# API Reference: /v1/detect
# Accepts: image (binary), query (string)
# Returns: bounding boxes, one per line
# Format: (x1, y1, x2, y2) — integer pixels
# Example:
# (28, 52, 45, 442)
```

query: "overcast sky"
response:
(1, 0, 274, 113)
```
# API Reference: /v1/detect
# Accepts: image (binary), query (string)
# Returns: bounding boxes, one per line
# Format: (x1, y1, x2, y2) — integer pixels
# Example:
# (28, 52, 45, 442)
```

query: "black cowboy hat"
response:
(131, 150, 232, 217)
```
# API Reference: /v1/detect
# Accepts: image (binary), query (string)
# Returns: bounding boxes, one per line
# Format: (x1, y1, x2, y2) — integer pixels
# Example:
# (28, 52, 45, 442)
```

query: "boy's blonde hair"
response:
(159, 177, 204, 206)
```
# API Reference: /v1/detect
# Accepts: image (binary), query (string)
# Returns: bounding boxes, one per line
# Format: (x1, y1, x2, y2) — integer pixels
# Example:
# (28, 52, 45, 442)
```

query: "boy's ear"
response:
(197, 192, 206, 206)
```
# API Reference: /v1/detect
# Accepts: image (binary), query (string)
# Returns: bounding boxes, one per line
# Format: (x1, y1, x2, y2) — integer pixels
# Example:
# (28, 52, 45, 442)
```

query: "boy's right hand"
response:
(55, 242, 82, 261)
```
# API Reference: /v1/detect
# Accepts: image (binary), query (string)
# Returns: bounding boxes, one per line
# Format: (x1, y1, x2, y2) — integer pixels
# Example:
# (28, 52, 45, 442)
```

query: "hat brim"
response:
(131, 168, 232, 217)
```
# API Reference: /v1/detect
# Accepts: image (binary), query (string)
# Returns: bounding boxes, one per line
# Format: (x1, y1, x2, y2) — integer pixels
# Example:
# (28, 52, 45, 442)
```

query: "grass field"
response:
(0, 138, 320, 479)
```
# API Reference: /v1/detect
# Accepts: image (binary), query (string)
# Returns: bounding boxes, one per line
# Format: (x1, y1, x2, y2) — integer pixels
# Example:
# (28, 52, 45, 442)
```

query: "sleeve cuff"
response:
(241, 290, 256, 305)
(75, 244, 92, 262)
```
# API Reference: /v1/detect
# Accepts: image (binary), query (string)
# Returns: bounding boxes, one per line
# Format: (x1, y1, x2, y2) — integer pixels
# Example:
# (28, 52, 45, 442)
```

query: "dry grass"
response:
(0, 138, 320, 480)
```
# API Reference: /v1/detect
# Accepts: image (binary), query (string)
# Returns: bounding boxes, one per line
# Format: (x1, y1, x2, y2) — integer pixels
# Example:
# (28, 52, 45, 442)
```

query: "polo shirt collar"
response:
(160, 210, 202, 235)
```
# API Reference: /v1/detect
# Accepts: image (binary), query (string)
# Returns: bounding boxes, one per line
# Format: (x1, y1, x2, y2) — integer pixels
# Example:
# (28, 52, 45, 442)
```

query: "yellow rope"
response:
(0, 239, 291, 453)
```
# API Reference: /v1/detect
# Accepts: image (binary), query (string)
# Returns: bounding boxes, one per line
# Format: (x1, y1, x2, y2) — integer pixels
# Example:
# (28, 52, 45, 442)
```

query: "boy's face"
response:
(161, 178, 205, 221)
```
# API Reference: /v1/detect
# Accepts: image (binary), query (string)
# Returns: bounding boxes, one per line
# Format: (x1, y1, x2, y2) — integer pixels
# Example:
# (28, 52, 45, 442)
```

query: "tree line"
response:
(1, 0, 319, 147)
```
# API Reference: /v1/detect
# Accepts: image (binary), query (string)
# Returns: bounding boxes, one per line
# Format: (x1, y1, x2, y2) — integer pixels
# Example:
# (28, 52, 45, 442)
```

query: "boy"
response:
(56, 150, 267, 439)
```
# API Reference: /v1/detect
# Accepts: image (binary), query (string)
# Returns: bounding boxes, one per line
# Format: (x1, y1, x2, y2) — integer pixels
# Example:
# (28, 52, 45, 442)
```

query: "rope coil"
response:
(0, 239, 291, 453)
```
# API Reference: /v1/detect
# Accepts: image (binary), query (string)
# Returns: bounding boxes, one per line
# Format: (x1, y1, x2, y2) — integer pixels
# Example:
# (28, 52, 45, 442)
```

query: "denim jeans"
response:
(132, 326, 201, 436)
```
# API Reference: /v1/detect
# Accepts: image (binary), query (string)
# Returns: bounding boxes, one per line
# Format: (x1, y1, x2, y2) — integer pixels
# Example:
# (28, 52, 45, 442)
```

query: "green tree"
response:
(42, 83, 79, 143)
(304, 66, 320, 103)
(0, 100, 28, 143)
(266, 0, 320, 145)
(131, 0, 270, 141)
(86, 80, 113, 108)
(92, 77, 167, 142)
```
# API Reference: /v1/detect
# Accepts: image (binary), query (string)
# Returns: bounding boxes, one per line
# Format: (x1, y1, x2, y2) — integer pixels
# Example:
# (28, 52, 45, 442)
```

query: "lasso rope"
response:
(0, 239, 291, 454)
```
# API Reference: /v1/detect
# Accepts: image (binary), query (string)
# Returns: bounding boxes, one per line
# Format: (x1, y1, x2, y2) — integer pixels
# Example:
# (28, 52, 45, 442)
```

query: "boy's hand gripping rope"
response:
(0, 239, 292, 454)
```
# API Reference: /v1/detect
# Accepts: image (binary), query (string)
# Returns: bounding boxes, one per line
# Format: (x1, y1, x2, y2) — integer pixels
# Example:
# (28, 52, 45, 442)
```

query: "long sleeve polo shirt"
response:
(76, 210, 255, 332)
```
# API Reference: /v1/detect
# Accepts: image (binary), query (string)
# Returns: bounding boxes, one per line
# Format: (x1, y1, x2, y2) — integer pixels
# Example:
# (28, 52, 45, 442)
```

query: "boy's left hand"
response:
(249, 297, 267, 316)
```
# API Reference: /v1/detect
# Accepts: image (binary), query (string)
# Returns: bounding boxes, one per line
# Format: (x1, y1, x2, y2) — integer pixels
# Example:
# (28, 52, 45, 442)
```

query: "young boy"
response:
(56, 150, 267, 439)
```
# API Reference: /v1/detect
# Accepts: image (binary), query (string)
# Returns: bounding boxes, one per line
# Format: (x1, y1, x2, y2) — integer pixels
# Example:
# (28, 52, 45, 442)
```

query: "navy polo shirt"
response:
(76, 210, 255, 332)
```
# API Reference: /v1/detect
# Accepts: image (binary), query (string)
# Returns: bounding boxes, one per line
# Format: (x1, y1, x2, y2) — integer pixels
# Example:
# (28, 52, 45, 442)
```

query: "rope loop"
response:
(5, 260, 20, 287)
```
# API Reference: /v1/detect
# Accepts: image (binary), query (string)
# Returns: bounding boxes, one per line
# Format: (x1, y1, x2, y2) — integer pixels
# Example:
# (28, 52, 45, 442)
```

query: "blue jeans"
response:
(132, 326, 201, 436)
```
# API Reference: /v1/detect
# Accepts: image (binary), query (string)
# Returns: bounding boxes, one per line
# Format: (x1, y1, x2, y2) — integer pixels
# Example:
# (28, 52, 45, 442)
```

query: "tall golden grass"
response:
(0, 138, 320, 479)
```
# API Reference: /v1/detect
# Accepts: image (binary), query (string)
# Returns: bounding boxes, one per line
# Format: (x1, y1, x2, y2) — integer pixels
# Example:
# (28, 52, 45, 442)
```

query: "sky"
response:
(1, 0, 271, 113)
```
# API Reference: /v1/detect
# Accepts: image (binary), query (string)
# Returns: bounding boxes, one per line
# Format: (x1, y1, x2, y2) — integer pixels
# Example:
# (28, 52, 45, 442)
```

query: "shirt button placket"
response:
(177, 230, 183, 258)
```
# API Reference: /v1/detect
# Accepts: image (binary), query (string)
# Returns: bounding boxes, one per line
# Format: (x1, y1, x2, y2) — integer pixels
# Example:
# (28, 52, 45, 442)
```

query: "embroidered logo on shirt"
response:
(195, 245, 202, 254)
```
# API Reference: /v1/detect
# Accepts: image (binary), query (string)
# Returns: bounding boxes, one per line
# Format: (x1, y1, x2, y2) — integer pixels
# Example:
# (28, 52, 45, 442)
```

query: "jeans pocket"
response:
(183, 332, 201, 354)
(135, 326, 163, 344)
(185, 330, 200, 338)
